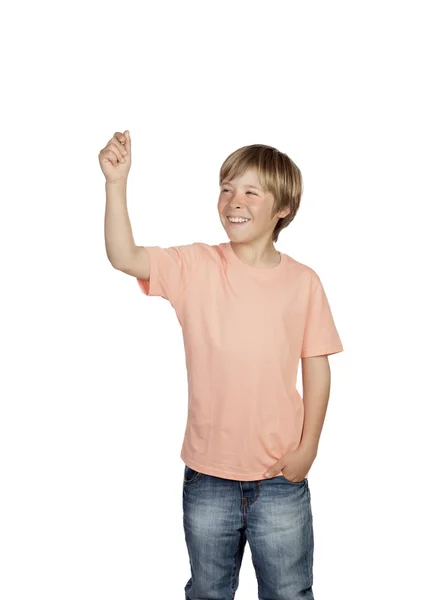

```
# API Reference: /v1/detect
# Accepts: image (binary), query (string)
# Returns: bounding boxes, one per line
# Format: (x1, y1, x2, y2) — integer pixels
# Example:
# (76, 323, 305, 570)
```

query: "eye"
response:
(221, 188, 256, 195)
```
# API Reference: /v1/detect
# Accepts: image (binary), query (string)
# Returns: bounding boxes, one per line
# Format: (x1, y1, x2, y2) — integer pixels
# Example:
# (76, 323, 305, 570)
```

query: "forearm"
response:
(104, 179, 136, 267)
(300, 355, 331, 455)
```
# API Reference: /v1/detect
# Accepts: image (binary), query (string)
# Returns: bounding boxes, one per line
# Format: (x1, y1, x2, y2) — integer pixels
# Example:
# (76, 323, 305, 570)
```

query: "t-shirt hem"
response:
(180, 452, 284, 481)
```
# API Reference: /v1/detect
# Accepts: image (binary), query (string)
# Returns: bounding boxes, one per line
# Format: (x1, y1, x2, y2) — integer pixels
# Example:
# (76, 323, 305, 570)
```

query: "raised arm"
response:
(99, 130, 150, 280)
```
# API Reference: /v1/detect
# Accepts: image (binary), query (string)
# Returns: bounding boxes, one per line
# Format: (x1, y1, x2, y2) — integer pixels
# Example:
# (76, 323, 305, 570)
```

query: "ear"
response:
(278, 207, 291, 219)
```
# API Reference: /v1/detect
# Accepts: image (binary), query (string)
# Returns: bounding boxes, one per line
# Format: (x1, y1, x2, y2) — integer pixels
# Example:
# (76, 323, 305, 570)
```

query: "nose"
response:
(229, 197, 245, 208)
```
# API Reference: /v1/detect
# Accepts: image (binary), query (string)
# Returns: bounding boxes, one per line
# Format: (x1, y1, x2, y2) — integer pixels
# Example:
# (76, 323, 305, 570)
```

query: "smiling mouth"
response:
(226, 217, 251, 225)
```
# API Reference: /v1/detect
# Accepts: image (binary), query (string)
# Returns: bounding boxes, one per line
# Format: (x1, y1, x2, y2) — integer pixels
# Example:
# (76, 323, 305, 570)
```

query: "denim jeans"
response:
(182, 464, 314, 600)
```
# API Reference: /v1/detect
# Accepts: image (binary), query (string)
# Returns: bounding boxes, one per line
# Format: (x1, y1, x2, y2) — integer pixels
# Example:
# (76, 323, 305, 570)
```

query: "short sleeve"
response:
(136, 243, 197, 307)
(300, 273, 344, 358)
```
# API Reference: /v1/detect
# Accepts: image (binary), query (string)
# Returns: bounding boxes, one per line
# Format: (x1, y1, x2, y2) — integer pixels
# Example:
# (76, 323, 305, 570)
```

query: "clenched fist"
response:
(98, 130, 132, 183)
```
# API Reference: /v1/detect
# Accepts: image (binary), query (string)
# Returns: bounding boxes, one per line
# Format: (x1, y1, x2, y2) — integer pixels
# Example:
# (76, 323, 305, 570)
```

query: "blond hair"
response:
(219, 144, 303, 243)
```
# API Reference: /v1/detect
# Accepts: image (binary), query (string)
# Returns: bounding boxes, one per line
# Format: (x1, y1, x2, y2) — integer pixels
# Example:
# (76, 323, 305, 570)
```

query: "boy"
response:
(99, 130, 344, 600)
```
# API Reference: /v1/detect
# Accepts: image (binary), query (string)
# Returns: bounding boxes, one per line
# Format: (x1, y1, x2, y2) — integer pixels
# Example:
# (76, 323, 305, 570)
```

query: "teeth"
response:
(228, 217, 250, 223)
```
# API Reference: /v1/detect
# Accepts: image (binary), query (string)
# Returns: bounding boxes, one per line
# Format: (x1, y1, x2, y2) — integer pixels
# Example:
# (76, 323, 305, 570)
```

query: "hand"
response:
(98, 130, 132, 183)
(263, 445, 317, 482)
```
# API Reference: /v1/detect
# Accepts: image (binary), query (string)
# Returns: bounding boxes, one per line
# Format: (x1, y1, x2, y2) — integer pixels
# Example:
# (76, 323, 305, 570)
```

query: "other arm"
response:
(300, 355, 331, 457)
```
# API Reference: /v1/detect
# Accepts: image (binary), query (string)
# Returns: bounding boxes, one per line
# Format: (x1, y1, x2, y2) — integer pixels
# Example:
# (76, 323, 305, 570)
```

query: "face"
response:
(218, 168, 290, 241)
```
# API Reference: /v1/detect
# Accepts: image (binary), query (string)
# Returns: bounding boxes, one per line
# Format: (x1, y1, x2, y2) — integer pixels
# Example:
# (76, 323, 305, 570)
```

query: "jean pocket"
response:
(281, 473, 307, 485)
(183, 464, 203, 485)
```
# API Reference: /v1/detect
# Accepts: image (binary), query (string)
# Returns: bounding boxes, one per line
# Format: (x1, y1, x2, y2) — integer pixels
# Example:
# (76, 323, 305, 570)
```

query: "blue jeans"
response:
(183, 465, 314, 600)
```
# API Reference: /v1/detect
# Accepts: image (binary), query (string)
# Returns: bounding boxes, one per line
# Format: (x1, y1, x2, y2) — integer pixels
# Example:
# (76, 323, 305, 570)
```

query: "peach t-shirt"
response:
(137, 241, 343, 481)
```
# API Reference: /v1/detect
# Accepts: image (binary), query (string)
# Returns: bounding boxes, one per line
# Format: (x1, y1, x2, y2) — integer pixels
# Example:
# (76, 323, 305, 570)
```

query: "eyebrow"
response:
(221, 181, 262, 190)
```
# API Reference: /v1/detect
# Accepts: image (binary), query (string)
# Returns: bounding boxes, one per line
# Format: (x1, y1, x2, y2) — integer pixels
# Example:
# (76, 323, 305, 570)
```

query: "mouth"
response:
(226, 216, 251, 227)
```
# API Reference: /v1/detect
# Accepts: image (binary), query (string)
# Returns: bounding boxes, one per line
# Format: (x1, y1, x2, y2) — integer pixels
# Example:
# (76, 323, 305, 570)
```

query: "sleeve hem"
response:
(136, 247, 159, 296)
(301, 345, 344, 358)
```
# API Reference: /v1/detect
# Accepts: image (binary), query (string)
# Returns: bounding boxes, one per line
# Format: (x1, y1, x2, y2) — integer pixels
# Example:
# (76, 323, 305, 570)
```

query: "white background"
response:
(1, 1, 428, 598)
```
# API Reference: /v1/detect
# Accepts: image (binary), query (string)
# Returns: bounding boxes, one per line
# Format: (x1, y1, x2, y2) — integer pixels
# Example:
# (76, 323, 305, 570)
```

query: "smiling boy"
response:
(100, 133, 343, 599)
